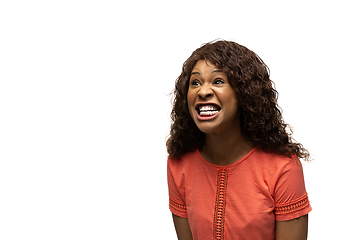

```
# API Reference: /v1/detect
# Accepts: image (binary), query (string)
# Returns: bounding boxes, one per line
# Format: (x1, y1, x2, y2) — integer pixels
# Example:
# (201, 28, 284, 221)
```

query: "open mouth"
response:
(195, 103, 221, 119)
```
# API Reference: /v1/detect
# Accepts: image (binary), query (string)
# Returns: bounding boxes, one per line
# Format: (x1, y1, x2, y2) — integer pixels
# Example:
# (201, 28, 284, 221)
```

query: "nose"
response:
(198, 84, 214, 99)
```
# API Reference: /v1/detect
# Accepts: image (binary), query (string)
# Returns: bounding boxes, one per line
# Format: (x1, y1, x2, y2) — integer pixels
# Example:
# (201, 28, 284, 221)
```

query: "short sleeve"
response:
(274, 158, 312, 221)
(167, 159, 188, 218)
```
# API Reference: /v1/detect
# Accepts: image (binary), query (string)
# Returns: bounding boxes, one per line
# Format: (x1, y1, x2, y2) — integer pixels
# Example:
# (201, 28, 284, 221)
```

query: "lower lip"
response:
(196, 110, 221, 121)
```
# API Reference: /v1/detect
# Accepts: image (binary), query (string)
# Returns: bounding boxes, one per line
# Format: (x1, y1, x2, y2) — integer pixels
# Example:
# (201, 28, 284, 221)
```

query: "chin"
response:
(195, 121, 222, 134)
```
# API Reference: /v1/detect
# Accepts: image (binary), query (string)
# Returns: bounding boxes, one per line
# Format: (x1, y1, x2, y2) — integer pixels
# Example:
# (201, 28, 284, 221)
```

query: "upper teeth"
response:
(199, 106, 219, 111)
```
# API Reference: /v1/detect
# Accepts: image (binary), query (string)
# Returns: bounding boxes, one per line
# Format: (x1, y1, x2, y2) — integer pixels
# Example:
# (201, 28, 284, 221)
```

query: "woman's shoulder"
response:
(167, 149, 200, 169)
(249, 147, 302, 171)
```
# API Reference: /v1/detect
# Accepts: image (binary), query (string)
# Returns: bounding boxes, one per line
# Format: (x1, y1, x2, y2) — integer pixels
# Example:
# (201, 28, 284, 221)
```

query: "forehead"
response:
(190, 60, 227, 79)
(192, 60, 218, 72)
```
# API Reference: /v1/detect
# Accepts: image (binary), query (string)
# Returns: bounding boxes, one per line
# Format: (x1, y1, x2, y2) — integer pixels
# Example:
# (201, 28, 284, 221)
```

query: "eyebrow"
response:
(190, 70, 222, 76)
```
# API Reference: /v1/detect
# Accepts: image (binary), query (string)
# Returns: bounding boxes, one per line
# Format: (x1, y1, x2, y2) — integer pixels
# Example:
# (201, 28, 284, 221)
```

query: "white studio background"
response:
(0, 0, 359, 239)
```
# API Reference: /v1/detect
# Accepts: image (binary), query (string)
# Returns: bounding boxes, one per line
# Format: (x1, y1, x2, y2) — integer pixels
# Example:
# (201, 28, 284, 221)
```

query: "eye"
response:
(214, 78, 224, 85)
(190, 79, 201, 86)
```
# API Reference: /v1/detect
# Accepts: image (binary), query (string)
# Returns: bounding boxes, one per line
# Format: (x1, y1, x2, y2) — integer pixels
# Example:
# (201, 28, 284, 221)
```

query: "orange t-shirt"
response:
(167, 146, 311, 240)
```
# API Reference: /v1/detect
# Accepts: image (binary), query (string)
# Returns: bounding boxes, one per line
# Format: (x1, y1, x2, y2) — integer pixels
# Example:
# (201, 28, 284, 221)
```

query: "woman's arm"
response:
(172, 214, 193, 240)
(275, 214, 308, 240)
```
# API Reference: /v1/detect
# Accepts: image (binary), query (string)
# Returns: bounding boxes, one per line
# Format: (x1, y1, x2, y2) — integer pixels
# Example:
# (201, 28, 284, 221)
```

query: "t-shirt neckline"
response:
(196, 146, 259, 169)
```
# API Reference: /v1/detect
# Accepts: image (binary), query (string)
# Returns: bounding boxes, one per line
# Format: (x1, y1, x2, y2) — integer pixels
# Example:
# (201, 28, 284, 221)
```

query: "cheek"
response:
(186, 94, 191, 110)
(186, 91, 195, 116)
(225, 91, 239, 113)
(229, 88, 238, 104)
(187, 89, 196, 105)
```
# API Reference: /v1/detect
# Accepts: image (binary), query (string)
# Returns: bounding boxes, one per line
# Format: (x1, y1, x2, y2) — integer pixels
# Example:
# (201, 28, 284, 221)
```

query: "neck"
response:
(201, 126, 255, 166)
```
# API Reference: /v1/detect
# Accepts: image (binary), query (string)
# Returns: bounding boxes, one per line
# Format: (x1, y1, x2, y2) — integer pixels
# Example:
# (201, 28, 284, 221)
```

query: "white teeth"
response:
(199, 110, 219, 116)
(197, 105, 221, 116)
(199, 106, 219, 111)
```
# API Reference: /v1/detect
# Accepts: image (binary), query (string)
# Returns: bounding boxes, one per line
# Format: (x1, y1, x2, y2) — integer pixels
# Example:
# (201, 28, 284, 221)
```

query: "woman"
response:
(167, 40, 311, 240)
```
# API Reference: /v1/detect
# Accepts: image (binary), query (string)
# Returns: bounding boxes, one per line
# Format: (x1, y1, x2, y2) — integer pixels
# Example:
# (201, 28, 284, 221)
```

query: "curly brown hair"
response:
(167, 40, 310, 161)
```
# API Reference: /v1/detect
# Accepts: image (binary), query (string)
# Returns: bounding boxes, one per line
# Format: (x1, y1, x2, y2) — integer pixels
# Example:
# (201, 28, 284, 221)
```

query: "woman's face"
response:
(187, 60, 240, 134)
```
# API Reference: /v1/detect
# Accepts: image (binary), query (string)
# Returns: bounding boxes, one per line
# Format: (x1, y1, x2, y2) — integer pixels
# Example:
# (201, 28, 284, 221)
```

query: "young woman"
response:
(167, 40, 311, 240)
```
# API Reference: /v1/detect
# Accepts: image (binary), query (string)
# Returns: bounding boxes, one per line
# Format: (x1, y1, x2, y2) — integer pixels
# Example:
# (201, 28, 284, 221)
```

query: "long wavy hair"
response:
(167, 40, 310, 161)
